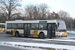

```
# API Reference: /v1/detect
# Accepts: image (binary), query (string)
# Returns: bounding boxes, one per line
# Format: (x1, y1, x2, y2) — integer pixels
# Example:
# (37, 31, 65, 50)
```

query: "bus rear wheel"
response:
(15, 31, 20, 37)
(39, 33, 45, 39)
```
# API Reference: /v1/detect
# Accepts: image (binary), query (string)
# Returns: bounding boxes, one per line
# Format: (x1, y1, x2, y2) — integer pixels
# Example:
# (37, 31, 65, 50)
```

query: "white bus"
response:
(5, 20, 67, 38)
(0, 23, 5, 33)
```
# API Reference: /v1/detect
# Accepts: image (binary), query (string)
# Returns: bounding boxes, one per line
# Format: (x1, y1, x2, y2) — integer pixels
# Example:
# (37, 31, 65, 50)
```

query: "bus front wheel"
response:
(39, 33, 45, 39)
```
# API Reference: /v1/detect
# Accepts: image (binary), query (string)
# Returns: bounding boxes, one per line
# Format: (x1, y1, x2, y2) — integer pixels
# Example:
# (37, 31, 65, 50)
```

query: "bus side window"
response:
(0, 25, 2, 28)
(2, 25, 5, 28)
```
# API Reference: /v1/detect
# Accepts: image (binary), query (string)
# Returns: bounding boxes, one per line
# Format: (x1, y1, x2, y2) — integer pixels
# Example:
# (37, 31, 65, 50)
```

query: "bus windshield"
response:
(57, 20, 66, 30)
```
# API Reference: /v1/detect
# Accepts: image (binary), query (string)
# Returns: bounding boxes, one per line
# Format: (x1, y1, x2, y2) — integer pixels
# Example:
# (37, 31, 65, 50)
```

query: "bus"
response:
(0, 23, 5, 33)
(5, 20, 67, 38)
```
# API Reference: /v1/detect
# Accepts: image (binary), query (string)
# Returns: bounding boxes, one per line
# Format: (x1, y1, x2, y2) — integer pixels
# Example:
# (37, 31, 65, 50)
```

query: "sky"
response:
(21, 0, 75, 18)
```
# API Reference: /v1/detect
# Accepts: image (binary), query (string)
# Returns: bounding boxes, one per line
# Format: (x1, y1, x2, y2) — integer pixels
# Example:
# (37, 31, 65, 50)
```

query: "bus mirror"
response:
(58, 23, 59, 27)
(56, 25, 57, 29)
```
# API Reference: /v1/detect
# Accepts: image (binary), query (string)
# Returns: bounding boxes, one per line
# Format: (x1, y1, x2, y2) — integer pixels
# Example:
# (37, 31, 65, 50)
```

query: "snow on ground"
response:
(67, 31, 75, 34)
(0, 31, 75, 50)
(32, 38, 75, 42)
(0, 41, 75, 50)
(0, 42, 42, 50)
(19, 37, 75, 43)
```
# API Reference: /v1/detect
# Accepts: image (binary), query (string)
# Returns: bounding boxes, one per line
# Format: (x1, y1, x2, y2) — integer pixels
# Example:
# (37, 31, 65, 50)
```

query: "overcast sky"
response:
(21, 0, 75, 18)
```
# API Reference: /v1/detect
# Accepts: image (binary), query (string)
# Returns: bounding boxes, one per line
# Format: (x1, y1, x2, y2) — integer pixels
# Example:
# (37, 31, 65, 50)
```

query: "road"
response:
(0, 33, 26, 42)
(0, 33, 75, 42)
(0, 33, 75, 50)
(0, 45, 25, 50)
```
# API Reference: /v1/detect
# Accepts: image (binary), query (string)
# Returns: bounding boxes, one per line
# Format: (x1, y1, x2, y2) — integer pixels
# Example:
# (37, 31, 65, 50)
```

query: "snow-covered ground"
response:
(0, 31, 75, 50)
(0, 41, 42, 50)
(67, 31, 75, 34)
(1, 38, 75, 50)
(32, 38, 75, 42)
(0, 41, 75, 50)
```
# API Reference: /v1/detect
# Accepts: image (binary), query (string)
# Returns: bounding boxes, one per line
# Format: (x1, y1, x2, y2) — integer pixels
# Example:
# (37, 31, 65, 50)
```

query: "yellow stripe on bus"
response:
(0, 28, 4, 32)
(13, 29, 17, 35)
(33, 30, 38, 37)
(64, 32, 66, 37)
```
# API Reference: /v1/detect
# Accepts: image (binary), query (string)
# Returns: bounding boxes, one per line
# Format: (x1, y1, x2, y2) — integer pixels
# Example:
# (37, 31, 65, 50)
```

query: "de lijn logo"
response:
(32, 31, 37, 33)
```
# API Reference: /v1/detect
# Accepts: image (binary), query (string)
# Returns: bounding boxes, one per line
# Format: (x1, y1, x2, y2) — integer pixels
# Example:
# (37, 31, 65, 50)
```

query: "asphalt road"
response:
(0, 45, 25, 50)
(0, 33, 75, 42)
(0, 33, 36, 50)
(0, 33, 25, 42)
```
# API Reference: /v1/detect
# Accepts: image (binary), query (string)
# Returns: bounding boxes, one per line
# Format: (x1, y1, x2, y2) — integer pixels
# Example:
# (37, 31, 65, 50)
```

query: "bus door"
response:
(24, 24, 30, 36)
(48, 23, 56, 38)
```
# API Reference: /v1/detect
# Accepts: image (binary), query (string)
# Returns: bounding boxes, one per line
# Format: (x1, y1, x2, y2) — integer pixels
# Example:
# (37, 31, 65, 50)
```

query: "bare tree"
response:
(50, 11, 60, 19)
(38, 3, 48, 20)
(24, 3, 50, 20)
(66, 17, 73, 30)
(0, 0, 21, 21)
(25, 4, 35, 20)
(58, 10, 70, 19)
(58, 10, 73, 29)
(73, 19, 75, 29)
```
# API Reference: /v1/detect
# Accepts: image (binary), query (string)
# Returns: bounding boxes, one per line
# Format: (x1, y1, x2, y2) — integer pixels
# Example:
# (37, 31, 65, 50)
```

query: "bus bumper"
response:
(56, 32, 67, 37)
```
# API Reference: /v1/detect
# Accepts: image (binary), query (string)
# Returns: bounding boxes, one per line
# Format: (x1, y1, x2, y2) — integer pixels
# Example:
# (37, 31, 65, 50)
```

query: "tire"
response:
(24, 35, 28, 37)
(66, 35, 67, 37)
(11, 30, 13, 35)
(39, 33, 44, 39)
(15, 31, 19, 37)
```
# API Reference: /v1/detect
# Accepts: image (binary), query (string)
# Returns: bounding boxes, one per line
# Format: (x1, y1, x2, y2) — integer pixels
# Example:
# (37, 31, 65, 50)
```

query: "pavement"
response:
(0, 45, 25, 50)
(0, 32, 5, 34)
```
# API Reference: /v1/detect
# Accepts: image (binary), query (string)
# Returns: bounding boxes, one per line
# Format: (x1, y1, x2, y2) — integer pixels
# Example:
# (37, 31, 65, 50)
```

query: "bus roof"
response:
(0, 23, 5, 24)
(6, 20, 64, 24)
